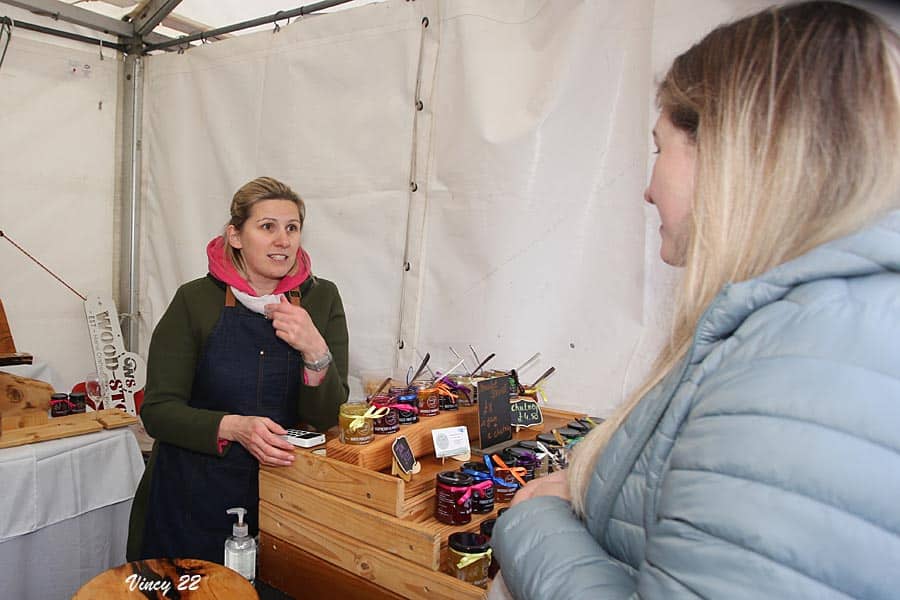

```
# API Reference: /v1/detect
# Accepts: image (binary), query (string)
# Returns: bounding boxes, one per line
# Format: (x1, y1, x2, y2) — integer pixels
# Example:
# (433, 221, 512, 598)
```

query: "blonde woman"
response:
(491, 2, 900, 598)
(127, 177, 349, 563)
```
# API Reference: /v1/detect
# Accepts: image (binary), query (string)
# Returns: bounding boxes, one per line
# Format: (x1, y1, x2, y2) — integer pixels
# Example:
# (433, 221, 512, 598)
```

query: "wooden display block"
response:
(260, 470, 502, 571)
(259, 501, 487, 600)
(260, 532, 404, 600)
(325, 407, 479, 471)
(258, 405, 588, 599)
(0, 371, 53, 415)
(263, 451, 406, 516)
(1, 407, 48, 431)
(0, 409, 138, 449)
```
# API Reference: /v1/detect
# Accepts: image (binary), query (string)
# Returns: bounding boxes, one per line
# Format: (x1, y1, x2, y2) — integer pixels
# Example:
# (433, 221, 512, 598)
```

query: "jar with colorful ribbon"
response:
(338, 401, 386, 445)
(445, 375, 475, 406)
(446, 532, 492, 588)
(369, 394, 400, 435)
(434, 471, 475, 525)
(486, 455, 526, 503)
(413, 380, 440, 417)
(393, 391, 420, 425)
(459, 461, 495, 514)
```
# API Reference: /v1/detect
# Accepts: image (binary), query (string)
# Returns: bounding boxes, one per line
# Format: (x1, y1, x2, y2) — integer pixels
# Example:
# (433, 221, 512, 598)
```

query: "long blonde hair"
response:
(570, 1, 900, 515)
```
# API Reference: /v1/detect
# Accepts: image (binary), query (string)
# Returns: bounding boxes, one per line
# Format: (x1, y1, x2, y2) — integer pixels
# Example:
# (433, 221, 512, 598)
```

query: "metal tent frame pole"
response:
(142, 0, 356, 52)
(1, 0, 359, 352)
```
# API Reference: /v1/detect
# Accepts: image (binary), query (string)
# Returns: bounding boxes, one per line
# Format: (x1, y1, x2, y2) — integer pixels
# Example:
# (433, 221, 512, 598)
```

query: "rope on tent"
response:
(396, 15, 431, 351)
(0, 18, 12, 73)
(0, 230, 87, 301)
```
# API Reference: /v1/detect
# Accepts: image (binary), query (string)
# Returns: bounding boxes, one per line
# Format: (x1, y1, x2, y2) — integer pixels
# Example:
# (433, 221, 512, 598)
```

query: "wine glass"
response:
(85, 372, 103, 411)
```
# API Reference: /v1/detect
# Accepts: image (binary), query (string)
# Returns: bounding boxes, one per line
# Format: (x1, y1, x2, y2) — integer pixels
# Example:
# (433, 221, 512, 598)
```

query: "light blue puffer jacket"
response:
(493, 211, 900, 599)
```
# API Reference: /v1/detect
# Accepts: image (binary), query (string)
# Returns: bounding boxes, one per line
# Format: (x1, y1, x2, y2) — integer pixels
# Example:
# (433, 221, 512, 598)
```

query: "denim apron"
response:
(141, 286, 303, 562)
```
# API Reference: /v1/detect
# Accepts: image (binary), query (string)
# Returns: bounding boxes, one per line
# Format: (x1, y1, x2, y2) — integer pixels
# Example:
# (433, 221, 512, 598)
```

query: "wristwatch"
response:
(303, 349, 333, 372)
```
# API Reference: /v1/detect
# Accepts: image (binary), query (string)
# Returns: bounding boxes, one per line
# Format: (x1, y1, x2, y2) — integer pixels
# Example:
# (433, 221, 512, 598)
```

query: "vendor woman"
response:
(127, 176, 349, 562)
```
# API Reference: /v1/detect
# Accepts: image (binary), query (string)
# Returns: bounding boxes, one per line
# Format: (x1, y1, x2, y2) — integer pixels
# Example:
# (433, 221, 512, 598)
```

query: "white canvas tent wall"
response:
(1, 0, 898, 417)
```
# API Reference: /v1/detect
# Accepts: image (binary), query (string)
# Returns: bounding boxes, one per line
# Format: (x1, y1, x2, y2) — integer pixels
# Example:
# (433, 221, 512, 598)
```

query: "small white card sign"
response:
(84, 293, 146, 415)
(431, 425, 471, 459)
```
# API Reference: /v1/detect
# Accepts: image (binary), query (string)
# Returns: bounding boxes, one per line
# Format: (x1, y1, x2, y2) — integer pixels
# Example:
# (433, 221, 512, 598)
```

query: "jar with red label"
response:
(68, 392, 87, 414)
(370, 395, 400, 435)
(434, 471, 474, 525)
(50, 393, 70, 417)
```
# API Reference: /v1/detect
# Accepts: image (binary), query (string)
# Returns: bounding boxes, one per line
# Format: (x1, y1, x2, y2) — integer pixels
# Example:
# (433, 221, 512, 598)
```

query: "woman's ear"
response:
(226, 224, 243, 250)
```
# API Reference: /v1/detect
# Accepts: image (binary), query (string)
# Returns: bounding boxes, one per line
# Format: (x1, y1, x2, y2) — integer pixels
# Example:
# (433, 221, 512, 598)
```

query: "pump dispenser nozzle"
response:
(226, 507, 249, 538)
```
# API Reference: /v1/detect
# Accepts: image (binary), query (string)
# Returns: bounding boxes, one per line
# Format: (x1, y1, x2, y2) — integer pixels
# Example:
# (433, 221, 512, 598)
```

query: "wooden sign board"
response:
(391, 435, 416, 474)
(84, 294, 146, 415)
(475, 376, 511, 449)
(510, 396, 543, 430)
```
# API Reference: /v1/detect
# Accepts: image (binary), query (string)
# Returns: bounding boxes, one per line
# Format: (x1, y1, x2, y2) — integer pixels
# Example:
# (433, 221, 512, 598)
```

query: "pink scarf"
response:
(206, 236, 312, 296)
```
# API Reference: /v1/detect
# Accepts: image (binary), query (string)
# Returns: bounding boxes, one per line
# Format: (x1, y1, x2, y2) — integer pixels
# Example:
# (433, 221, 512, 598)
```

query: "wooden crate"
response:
(258, 406, 585, 599)
(324, 407, 479, 470)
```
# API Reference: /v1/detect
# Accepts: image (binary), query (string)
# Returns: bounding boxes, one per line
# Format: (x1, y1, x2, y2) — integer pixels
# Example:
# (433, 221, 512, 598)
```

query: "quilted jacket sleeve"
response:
(637, 278, 900, 599)
(493, 496, 638, 599)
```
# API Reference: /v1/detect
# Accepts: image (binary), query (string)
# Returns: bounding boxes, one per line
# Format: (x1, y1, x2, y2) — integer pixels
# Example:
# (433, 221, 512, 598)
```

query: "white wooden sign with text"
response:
(84, 293, 146, 415)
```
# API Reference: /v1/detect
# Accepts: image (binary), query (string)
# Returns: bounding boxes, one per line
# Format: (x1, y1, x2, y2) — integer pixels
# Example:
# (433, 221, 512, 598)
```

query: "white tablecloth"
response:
(0, 427, 145, 599)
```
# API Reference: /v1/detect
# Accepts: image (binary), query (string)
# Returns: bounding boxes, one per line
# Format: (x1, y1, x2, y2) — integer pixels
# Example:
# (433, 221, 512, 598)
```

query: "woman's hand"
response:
(218, 415, 296, 467)
(510, 468, 570, 507)
(266, 296, 330, 385)
(265, 296, 328, 356)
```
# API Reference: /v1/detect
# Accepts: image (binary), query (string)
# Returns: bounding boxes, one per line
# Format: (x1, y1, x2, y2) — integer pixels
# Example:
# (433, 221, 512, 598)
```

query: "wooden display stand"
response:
(258, 405, 584, 599)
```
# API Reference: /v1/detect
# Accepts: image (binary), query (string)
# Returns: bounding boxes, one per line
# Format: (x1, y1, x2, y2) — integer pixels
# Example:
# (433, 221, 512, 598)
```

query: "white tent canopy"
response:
(2, 0, 898, 417)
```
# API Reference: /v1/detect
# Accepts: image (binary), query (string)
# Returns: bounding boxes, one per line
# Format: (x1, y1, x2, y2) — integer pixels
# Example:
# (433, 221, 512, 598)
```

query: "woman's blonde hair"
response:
(569, 1, 900, 515)
(225, 176, 306, 277)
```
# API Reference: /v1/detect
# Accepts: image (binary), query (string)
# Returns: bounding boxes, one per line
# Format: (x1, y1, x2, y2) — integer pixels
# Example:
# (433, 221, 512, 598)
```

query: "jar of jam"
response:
(394, 392, 419, 425)
(460, 462, 494, 513)
(370, 395, 400, 435)
(434, 471, 474, 525)
(438, 388, 458, 411)
(338, 401, 374, 445)
(69, 392, 87, 414)
(493, 468, 519, 503)
(50, 393, 70, 417)
(414, 381, 440, 417)
(447, 375, 475, 406)
(481, 519, 501, 579)
(504, 448, 538, 481)
(446, 532, 492, 589)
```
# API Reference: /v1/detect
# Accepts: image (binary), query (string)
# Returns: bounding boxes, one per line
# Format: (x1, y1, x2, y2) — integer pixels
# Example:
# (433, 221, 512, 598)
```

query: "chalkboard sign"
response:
(476, 376, 511, 449)
(510, 396, 543, 430)
(391, 435, 416, 474)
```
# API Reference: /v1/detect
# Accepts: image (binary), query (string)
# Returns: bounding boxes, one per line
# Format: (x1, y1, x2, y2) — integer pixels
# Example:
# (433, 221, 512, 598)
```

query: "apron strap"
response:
(287, 288, 301, 307)
(224, 286, 236, 307)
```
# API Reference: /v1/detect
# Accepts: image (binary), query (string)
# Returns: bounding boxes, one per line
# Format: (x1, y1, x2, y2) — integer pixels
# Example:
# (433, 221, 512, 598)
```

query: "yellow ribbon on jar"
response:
(455, 547, 492, 570)
(523, 382, 549, 404)
(348, 405, 389, 432)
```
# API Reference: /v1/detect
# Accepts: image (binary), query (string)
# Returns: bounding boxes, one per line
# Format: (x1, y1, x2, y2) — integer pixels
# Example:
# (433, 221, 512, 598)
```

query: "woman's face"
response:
(227, 199, 302, 295)
(645, 113, 696, 266)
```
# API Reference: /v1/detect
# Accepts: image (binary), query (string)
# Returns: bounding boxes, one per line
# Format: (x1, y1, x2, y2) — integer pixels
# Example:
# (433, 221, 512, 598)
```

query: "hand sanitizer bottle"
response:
(224, 507, 256, 585)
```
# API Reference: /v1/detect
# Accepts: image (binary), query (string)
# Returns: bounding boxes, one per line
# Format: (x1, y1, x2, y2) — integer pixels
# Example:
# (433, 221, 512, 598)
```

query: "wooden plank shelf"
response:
(324, 407, 479, 471)
(0, 409, 138, 449)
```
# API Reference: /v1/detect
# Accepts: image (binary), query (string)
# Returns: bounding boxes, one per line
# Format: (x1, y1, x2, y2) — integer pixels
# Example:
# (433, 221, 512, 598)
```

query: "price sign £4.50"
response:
(84, 293, 146, 415)
(510, 396, 543, 431)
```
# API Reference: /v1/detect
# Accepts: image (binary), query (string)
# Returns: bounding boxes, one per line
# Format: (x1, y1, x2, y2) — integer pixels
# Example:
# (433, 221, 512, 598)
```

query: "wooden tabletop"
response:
(73, 558, 258, 599)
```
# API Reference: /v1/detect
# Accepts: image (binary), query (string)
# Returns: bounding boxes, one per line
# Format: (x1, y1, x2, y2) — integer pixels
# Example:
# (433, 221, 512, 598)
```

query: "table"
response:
(0, 427, 145, 599)
(73, 558, 258, 599)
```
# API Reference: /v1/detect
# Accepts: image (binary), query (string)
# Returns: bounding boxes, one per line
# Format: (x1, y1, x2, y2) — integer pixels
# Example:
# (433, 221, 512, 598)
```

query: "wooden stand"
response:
(73, 558, 258, 599)
(258, 405, 584, 599)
